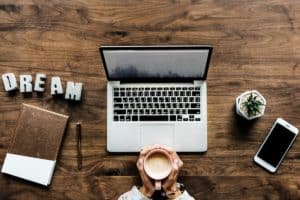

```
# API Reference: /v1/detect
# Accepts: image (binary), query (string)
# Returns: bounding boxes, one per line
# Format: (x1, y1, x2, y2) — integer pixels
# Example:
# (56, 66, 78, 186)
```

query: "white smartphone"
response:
(254, 118, 299, 173)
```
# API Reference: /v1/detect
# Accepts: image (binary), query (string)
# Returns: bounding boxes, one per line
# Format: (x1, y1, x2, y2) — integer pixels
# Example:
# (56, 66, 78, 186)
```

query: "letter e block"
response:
(34, 73, 46, 92)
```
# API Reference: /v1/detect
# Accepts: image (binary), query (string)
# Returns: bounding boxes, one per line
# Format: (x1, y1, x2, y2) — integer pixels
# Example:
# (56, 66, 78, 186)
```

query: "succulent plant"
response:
(242, 93, 264, 116)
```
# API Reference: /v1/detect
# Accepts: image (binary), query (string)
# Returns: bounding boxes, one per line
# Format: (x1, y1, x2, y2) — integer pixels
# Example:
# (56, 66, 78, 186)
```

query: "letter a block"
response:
(51, 76, 64, 95)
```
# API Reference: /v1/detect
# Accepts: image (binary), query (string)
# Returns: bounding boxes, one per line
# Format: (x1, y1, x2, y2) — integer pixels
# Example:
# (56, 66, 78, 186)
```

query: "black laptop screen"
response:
(100, 46, 212, 81)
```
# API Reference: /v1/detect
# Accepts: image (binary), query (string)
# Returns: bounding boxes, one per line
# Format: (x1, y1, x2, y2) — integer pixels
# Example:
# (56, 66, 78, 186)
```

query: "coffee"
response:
(144, 151, 172, 180)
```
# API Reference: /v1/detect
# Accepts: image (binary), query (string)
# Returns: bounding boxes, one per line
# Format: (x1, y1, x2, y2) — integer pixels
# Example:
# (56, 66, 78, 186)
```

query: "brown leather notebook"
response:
(1, 104, 69, 186)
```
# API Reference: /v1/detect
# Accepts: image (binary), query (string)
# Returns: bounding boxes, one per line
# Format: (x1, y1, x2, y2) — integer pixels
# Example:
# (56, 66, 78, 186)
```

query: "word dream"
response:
(2, 73, 83, 101)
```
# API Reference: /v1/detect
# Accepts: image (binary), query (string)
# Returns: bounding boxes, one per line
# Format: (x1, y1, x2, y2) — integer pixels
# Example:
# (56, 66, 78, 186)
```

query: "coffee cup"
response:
(144, 149, 172, 190)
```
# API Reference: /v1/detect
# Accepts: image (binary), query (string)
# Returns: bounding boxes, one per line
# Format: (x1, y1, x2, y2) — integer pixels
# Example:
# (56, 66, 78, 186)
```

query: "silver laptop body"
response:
(100, 45, 213, 152)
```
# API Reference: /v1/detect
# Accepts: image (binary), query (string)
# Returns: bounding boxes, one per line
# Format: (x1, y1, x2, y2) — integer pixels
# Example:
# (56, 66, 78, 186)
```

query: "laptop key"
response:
(191, 103, 200, 108)
(192, 91, 200, 96)
(114, 98, 122, 103)
(114, 116, 119, 121)
(140, 115, 168, 121)
(114, 92, 119, 97)
(114, 104, 123, 109)
(114, 110, 126, 114)
(188, 109, 200, 114)
(125, 115, 131, 121)
(170, 115, 176, 121)
(132, 115, 138, 121)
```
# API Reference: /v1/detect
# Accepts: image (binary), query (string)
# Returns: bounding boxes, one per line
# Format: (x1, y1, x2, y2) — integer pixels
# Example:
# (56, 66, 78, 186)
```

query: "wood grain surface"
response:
(0, 0, 300, 199)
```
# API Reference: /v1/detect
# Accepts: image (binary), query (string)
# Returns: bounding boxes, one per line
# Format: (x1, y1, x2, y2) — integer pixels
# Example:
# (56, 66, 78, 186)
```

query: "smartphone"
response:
(254, 118, 299, 173)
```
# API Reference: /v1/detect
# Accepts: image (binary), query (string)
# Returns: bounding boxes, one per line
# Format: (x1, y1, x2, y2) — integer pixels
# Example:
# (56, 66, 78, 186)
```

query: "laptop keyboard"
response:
(113, 86, 201, 122)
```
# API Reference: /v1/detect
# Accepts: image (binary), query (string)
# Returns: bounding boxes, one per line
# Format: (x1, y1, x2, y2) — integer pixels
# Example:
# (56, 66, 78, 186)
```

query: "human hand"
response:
(162, 147, 183, 198)
(137, 145, 159, 197)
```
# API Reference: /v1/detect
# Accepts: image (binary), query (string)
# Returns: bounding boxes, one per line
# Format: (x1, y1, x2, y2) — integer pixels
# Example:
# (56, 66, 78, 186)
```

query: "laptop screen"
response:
(100, 46, 212, 81)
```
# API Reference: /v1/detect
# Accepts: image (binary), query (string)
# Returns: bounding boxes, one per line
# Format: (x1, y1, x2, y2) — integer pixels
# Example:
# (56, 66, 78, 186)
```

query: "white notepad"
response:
(2, 153, 56, 186)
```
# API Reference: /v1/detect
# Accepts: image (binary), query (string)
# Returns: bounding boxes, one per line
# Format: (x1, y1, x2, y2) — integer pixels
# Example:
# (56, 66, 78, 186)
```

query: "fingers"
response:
(140, 144, 160, 156)
(168, 159, 180, 181)
(167, 150, 183, 169)
(137, 158, 152, 183)
(136, 158, 144, 171)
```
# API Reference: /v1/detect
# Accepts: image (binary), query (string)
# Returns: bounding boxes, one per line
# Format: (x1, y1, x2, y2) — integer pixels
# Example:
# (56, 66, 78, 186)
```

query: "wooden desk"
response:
(0, 0, 299, 199)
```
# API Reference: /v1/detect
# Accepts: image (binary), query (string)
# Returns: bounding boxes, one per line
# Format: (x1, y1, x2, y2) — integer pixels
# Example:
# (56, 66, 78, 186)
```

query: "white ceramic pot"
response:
(235, 90, 266, 120)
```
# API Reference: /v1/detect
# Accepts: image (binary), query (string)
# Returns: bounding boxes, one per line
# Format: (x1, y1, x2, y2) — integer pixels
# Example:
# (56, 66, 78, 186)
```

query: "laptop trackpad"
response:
(140, 124, 174, 147)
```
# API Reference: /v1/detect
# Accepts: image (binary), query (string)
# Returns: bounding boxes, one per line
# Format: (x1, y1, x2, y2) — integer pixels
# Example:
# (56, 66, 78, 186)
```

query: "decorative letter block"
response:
(34, 73, 46, 92)
(20, 75, 32, 93)
(51, 76, 64, 95)
(2, 73, 18, 91)
(65, 81, 83, 101)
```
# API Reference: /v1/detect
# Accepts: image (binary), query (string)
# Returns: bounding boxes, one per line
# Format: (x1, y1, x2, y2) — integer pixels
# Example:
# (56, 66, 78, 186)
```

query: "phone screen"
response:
(258, 123, 296, 168)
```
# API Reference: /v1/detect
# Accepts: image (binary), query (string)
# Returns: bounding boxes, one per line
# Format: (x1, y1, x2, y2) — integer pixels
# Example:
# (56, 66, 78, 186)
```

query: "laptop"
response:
(99, 45, 213, 152)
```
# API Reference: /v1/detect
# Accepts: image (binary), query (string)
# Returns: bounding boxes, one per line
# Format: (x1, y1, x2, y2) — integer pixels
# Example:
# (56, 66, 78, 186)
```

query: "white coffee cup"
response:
(144, 149, 172, 190)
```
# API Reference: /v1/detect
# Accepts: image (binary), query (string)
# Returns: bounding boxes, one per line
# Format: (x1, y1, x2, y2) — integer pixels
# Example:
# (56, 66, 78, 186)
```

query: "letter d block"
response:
(2, 73, 18, 91)
(65, 81, 83, 101)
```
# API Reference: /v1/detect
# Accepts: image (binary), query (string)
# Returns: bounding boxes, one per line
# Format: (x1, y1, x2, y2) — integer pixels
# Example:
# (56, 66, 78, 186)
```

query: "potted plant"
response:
(236, 90, 266, 120)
